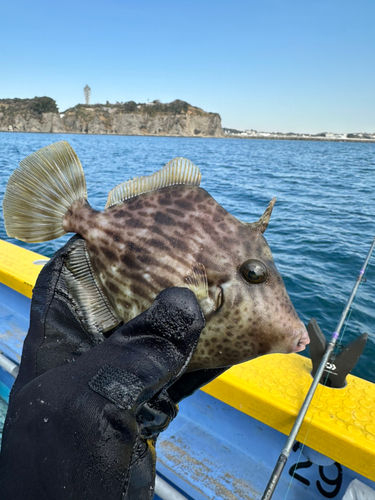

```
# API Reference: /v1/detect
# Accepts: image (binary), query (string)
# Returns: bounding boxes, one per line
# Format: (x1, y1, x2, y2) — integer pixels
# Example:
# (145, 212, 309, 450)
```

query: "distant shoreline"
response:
(224, 134, 375, 143)
(2, 129, 375, 143)
(2, 97, 373, 143)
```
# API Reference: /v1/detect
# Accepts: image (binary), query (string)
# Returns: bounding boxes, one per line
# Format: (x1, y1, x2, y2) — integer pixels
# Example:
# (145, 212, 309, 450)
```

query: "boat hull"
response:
(0, 240, 374, 499)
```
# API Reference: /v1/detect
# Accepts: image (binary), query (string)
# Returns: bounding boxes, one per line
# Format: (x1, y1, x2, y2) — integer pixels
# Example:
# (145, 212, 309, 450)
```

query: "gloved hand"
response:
(0, 235, 228, 500)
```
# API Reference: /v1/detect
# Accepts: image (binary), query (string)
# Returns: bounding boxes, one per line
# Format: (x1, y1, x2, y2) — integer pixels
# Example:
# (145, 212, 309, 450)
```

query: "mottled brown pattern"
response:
(64, 185, 308, 372)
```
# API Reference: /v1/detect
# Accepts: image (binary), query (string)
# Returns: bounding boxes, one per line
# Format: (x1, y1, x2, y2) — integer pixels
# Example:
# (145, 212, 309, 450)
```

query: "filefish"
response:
(3, 141, 309, 371)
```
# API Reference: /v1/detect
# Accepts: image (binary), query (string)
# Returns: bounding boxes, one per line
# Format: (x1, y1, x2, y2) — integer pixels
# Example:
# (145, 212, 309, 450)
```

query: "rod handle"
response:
(261, 453, 288, 500)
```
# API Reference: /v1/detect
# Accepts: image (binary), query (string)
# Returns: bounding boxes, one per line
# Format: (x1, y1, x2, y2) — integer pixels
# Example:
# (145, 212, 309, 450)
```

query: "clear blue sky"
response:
(1, 0, 374, 134)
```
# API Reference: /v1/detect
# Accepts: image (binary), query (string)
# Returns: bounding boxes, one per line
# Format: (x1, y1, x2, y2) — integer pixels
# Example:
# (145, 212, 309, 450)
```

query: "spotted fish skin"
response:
(3, 141, 309, 372)
(64, 185, 307, 371)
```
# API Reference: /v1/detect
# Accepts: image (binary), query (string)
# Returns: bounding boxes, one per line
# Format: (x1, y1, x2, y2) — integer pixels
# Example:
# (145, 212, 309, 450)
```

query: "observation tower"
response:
(84, 85, 91, 105)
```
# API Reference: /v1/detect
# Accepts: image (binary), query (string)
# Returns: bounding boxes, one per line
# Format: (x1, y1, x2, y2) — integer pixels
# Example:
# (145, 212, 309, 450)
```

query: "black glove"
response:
(0, 236, 229, 499)
(0, 236, 209, 500)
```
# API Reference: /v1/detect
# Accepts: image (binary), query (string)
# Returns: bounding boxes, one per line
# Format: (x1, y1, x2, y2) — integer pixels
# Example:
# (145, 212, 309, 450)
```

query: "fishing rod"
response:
(261, 236, 375, 500)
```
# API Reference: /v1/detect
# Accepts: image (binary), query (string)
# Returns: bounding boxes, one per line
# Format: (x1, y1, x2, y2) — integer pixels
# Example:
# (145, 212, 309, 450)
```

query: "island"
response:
(1, 97, 373, 142)
(0, 97, 223, 138)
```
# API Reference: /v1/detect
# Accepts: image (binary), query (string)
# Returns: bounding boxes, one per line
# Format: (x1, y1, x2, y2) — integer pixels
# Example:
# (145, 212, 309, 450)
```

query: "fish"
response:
(3, 141, 309, 371)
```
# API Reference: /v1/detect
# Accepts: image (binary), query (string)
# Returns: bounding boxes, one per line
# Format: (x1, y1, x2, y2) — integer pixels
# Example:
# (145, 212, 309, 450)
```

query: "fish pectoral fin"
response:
(185, 263, 209, 301)
(62, 237, 121, 339)
(185, 263, 217, 316)
(105, 157, 201, 209)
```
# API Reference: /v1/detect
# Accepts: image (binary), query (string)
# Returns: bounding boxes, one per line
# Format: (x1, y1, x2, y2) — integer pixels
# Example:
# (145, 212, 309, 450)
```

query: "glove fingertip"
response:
(155, 287, 205, 329)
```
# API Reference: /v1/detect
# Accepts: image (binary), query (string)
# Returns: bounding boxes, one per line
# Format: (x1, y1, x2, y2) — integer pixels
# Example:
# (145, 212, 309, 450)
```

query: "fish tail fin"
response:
(3, 141, 87, 242)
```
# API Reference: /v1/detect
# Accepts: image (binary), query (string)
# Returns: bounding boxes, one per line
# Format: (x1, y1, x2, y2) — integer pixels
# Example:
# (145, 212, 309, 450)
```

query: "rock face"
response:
(0, 98, 223, 137)
(0, 97, 65, 133)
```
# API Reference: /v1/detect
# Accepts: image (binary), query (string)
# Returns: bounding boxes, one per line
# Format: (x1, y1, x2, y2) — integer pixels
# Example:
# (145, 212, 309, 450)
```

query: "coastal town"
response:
(223, 128, 375, 142)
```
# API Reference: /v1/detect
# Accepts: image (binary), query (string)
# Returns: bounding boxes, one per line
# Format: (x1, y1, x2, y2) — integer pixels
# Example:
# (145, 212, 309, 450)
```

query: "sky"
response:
(1, 0, 374, 134)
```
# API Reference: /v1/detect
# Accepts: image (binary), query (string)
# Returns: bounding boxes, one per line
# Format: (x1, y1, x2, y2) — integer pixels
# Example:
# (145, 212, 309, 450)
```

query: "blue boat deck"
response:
(0, 283, 30, 402)
(156, 390, 375, 499)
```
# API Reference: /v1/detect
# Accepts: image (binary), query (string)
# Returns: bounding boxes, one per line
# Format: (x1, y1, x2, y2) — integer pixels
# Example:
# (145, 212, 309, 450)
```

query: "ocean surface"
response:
(0, 132, 374, 383)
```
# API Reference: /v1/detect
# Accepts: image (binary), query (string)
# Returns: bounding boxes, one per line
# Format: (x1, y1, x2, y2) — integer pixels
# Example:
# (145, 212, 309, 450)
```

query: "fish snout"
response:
(293, 326, 310, 352)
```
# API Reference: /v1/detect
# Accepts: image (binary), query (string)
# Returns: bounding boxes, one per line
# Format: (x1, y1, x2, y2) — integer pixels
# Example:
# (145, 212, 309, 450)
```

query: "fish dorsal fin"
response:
(62, 238, 121, 338)
(105, 157, 201, 209)
(243, 197, 276, 234)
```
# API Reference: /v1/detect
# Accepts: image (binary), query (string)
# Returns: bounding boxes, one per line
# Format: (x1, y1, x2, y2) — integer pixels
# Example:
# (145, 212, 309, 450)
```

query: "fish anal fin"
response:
(105, 157, 201, 209)
(63, 238, 121, 339)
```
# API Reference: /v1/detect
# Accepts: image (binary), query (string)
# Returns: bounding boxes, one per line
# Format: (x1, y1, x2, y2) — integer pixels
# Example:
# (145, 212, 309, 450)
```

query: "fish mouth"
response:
(293, 328, 310, 352)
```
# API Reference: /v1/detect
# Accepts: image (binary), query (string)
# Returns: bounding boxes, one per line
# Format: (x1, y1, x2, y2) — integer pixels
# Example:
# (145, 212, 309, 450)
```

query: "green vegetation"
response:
(0, 97, 59, 119)
(30, 97, 58, 114)
(63, 99, 208, 117)
(123, 101, 137, 112)
(145, 99, 190, 115)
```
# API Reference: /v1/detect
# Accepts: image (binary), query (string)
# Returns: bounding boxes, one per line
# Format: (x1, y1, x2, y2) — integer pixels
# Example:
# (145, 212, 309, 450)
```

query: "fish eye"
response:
(240, 259, 268, 284)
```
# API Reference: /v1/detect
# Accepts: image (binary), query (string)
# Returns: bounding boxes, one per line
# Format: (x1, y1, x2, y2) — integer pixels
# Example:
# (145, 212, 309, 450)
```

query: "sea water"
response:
(0, 132, 374, 383)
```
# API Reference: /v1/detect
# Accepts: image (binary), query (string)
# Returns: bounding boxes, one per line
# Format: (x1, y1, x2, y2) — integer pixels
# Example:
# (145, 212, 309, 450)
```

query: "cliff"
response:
(0, 98, 223, 138)
(0, 97, 65, 133)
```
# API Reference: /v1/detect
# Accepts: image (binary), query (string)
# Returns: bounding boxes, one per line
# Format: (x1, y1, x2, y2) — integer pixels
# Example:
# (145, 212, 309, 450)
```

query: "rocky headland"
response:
(0, 97, 223, 138)
(1, 97, 373, 142)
